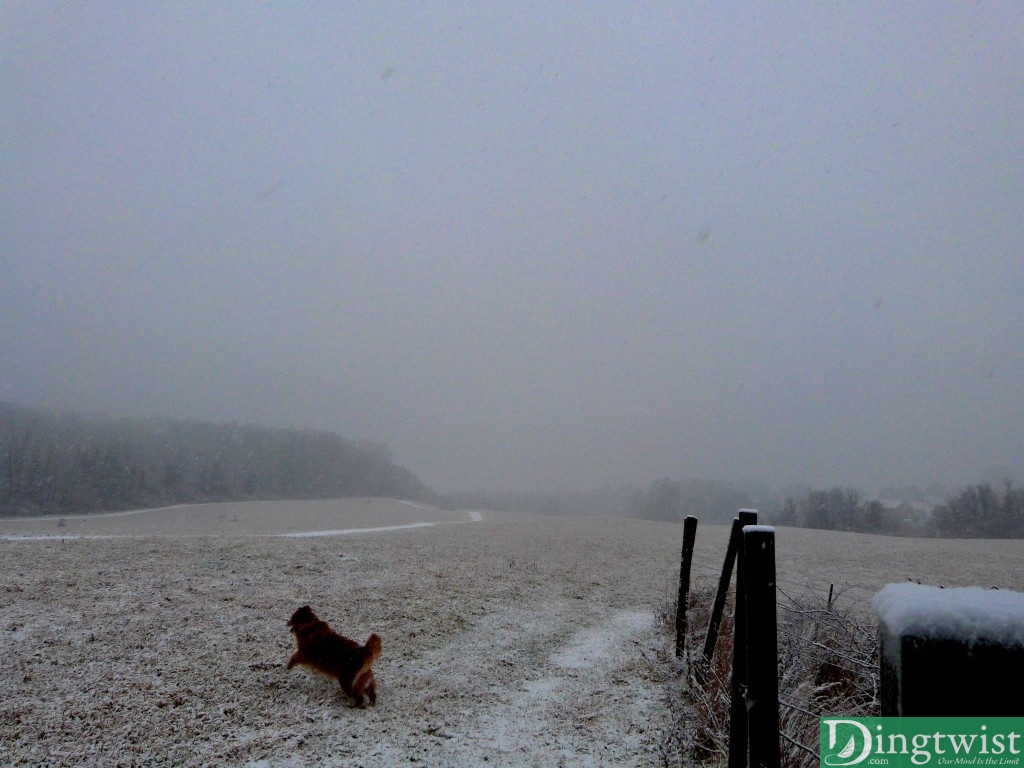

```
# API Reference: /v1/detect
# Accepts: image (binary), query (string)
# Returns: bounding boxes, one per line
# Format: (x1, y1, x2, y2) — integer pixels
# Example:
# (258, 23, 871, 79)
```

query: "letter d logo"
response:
(822, 719, 873, 766)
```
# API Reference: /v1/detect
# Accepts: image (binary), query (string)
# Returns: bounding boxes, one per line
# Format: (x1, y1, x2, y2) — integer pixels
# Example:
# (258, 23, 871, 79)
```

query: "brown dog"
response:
(286, 605, 382, 707)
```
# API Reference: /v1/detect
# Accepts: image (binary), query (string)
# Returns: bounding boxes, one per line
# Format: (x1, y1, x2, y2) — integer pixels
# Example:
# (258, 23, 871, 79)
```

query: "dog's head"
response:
(288, 605, 317, 631)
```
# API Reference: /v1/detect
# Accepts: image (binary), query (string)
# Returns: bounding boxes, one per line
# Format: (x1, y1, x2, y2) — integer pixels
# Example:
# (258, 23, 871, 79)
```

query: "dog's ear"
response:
(288, 605, 315, 626)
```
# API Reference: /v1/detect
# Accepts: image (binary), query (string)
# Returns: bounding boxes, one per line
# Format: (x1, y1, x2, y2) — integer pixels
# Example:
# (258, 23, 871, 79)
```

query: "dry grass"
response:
(669, 584, 878, 768)
(775, 585, 878, 768)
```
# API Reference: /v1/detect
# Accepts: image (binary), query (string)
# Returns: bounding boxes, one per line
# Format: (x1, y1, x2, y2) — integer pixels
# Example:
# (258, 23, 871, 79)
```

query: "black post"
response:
(700, 514, 757, 671)
(675, 515, 699, 657)
(744, 525, 780, 768)
(728, 510, 757, 768)
(700, 517, 739, 668)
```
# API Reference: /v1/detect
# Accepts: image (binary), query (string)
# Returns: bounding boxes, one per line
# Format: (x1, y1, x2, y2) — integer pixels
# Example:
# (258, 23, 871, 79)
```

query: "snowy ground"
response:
(2, 500, 1023, 767)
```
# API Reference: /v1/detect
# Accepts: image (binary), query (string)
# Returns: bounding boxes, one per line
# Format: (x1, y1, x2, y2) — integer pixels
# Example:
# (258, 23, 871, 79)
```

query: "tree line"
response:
(449, 477, 769, 526)
(770, 482, 1024, 538)
(0, 403, 432, 516)
(453, 476, 1024, 539)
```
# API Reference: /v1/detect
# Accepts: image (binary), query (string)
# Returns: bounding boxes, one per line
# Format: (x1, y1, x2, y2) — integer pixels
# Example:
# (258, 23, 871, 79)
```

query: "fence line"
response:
(675, 513, 1024, 766)
(674, 517, 875, 768)
(676, 510, 781, 768)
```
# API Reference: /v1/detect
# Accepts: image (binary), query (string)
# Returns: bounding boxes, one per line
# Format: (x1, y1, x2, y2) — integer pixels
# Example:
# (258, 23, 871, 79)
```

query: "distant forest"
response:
(770, 483, 1024, 539)
(0, 403, 432, 517)
(455, 477, 1024, 539)
(450, 477, 766, 526)
(3, 402, 1020, 538)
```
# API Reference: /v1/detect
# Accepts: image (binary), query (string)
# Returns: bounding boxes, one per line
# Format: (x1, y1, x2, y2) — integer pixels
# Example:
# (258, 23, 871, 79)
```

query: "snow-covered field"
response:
(2, 500, 1023, 767)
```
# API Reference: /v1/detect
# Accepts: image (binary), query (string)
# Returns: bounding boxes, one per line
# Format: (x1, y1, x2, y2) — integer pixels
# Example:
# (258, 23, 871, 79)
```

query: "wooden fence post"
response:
(744, 526, 780, 768)
(728, 510, 757, 768)
(701, 510, 758, 679)
(700, 517, 740, 676)
(675, 515, 699, 657)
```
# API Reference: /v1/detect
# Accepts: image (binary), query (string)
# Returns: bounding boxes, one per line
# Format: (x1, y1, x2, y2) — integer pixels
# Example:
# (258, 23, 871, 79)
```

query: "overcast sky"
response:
(2, 3, 1022, 494)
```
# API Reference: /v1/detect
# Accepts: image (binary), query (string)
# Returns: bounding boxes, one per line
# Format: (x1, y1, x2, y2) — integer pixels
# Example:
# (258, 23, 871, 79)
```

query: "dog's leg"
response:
(352, 669, 376, 707)
(287, 651, 302, 670)
(338, 674, 358, 705)
(363, 671, 377, 706)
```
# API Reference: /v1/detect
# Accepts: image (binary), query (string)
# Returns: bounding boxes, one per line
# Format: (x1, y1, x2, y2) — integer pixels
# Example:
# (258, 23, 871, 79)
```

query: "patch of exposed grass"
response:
(667, 584, 878, 768)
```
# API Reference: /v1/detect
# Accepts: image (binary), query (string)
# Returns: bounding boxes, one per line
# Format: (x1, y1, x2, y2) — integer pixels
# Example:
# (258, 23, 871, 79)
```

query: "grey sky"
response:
(2, 3, 1022, 494)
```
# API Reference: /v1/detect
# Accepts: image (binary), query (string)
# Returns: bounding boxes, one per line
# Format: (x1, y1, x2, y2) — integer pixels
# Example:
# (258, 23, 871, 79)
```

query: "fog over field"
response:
(2, 5, 1022, 495)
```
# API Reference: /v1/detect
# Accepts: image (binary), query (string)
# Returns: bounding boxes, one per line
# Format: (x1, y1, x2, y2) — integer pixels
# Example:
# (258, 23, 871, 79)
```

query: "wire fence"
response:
(667, 516, 1023, 766)
(670, 513, 881, 768)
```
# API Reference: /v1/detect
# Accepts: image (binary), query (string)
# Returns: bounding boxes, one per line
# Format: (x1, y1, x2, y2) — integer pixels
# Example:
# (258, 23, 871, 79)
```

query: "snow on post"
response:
(873, 583, 1024, 716)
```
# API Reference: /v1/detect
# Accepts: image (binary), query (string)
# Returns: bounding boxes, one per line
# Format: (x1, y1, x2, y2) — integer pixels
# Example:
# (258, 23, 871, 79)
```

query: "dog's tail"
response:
(349, 633, 382, 690)
(364, 633, 382, 662)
